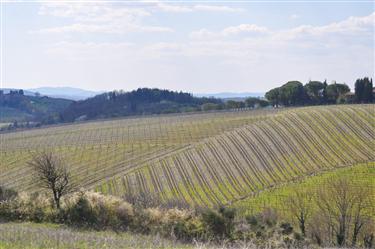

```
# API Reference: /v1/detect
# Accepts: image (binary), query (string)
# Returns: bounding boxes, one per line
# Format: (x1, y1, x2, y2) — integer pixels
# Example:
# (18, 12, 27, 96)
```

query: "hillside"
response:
(0, 91, 73, 123)
(60, 88, 223, 122)
(0, 105, 373, 208)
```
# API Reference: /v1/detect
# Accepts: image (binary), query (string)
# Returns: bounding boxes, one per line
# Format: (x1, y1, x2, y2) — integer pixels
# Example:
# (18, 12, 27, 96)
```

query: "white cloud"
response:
(45, 41, 136, 61)
(290, 14, 299, 20)
(189, 29, 216, 39)
(191, 12, 375, 42)
(190, 24, 268, 39)
(29, 11, 374, 92)
(34, 2, 172, 34)
(280, 11, 375, 39)
(222, 24, 268, 36)
(150, 1, 244, 13)
(155, 2, 192, 13)
(34, 23, 173, 34)
(193, 5, 244, 12)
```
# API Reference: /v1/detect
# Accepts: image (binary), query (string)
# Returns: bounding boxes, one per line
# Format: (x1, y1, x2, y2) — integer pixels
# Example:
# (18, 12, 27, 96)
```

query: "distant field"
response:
(0, 105, 374, 208)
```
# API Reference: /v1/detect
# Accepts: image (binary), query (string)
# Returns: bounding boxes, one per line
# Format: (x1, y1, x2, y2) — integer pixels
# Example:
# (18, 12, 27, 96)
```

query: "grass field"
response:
(1, 104, 374, 208)
(0, 222, 192, 249)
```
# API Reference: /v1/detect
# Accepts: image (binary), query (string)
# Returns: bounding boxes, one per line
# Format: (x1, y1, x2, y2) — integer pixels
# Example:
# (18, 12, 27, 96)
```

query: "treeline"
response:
(265, 77, 373, 107)
(2, 77, 373, 128)
(60, 88, 225, 122)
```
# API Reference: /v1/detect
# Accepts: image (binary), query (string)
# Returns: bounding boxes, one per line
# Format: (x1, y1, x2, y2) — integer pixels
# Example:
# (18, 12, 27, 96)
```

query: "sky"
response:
(1, 0, 374, 93)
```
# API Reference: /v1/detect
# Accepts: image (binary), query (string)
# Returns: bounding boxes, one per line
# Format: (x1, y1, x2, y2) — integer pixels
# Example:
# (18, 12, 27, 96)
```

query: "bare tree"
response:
(351, 185, 372, 247)
(315, 177, 372, 247)
(28, 151, 73, 209)
(287, 189, 313, 237)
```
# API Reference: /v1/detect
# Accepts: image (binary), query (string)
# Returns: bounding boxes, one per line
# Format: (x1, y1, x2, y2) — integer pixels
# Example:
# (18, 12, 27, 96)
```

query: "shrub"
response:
(202, 209, 225, 239)
(246, 215, 258, 227)
(201, 206, 236, 239)
(66, 194, 97, 226)
(123, 192, 160, 209)
(116, 202, 134, 229)
(280, 222, 293, 235)
(260, 208, 278, 227)
(0, 186, 18, 202)
(173, 216, 205, 241)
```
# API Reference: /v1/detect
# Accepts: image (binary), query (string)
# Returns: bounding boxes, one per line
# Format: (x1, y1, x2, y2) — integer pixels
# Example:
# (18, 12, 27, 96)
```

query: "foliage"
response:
(279, 81, 305, 106)
(265, 87, 280, 107)
(304, 81, 325, 105)
(225, 100, 245, 109)
(355, 77, 373, 103)
(245, 97, 269, 108)
(325, 83, 350, 104)
(201, 206, 236, 239)
(265, 80, 354, 106)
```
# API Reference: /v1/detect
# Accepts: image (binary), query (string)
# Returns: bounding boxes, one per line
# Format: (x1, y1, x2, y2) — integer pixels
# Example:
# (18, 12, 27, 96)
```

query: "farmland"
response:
(233, 161, 375, 217)
(0, 104, 374, 208)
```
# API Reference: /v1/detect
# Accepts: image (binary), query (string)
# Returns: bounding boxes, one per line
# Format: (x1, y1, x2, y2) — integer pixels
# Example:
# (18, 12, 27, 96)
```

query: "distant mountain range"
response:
(27, 87, 101, 101)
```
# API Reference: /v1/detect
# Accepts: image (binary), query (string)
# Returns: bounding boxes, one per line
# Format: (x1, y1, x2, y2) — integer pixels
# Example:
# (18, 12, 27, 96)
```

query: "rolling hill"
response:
(0, 92, 73, 123)
(0, 104, 373, 209)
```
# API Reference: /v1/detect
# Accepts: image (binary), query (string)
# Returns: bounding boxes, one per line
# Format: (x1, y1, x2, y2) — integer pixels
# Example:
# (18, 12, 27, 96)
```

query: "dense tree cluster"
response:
(355, 77, 373, 103)
(265, 79, 373, 107)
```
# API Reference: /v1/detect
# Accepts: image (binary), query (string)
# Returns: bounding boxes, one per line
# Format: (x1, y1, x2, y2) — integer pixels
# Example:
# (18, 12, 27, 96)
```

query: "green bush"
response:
(66, 195, 97, 227)
(172, 217, 205, 241)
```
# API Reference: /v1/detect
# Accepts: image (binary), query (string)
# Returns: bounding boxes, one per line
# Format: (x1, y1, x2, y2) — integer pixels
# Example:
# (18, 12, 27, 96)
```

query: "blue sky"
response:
(1, 1, 374, 93)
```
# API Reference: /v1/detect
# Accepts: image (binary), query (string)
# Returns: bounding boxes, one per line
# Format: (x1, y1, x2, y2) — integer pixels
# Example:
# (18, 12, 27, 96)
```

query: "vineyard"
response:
(233, 162, 375, 217)
(0, 104, 374, 208)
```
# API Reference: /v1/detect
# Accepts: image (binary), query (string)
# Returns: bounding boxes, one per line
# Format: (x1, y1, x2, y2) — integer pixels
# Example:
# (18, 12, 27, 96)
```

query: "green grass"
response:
(233, 162, 375, 217)
(0, 222, 192, 249)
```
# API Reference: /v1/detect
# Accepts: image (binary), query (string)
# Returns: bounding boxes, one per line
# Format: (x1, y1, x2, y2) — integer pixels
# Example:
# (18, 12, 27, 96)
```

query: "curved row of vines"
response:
(109, 105, 374, 207)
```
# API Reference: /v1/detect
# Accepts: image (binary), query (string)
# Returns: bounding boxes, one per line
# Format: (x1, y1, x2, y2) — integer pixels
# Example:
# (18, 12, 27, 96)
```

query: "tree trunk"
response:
(53, 190, 60, 209)
(299, 214, 306, 236)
